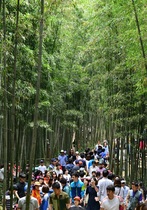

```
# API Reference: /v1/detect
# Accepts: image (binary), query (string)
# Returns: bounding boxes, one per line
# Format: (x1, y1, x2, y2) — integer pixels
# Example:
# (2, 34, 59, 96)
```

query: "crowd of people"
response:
(4, 140, 147, 210)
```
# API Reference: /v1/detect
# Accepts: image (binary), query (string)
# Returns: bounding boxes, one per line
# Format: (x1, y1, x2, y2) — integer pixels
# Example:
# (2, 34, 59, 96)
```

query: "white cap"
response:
(121, 180, 126, 184)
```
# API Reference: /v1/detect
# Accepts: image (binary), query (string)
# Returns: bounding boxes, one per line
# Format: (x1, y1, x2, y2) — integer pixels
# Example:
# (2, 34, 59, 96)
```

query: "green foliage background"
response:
(0, 0, 147, 179)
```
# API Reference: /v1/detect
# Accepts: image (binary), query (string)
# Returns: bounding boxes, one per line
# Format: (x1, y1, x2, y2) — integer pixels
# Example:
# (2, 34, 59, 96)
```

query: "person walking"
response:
(97, 169, 113, 202)
(69, 196, 85, 210)
(114, 177, 124, 199)
(31, 181, 42, 207)
(85, 177, 100, 210)
(58, 150, 68, 172)
(38, 160, 47, 175)
(49, 182, 70, 210)
(70, 172, 85, 204)
(126, 182, 142, 210)
(121, 179, 130, 209)
(15, 173, 27, 201)
(100, 184, 124, 210)
(17, 187, 39, 210)
(40, 185, 50, 210)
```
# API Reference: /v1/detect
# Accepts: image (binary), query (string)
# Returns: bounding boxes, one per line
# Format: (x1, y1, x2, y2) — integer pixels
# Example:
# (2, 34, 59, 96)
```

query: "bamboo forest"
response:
(0, 0, 147, 209)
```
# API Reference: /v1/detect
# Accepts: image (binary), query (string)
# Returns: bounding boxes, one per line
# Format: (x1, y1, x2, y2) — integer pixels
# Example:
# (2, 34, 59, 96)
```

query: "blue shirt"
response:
(58, 155, 67, 166)
(70, 180, 85, 202)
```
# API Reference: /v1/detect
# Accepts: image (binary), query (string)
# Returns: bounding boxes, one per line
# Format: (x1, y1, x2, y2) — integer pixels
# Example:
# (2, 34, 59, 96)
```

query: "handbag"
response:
(84, 194, 89, 205)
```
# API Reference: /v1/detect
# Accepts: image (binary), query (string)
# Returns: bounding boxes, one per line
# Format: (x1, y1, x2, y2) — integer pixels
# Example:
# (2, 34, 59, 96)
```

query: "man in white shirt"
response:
(38, 160, 47, 174)
(101, 185, 124, 210)
(97, 169, 113, 202)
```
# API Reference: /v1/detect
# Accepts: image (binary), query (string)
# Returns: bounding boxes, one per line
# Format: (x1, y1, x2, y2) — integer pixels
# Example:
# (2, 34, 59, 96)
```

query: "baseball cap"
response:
(19, 173, 26, 178)
(121, 180, 126, 184)
(74, 196, 80, 201)
(51, 158, 56, 162)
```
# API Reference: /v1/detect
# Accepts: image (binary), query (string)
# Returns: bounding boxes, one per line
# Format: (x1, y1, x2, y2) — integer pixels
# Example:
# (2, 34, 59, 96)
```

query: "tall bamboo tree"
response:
(26, 0, 44, 208)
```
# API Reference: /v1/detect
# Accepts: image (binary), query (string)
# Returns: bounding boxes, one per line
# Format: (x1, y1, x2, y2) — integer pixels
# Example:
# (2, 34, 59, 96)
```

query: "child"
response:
(69, 196, 85, 210)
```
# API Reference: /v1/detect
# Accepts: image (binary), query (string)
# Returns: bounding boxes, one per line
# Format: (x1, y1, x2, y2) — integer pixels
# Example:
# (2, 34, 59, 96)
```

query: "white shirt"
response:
(101, 195, 123, 210)
(88, 165, 98, 177)
(0, 168, 4, 180)
(63, 174, 71, 182)
(97, 177, 113, 201)
(38, 165, 47, 174)
(123, 185, 130, 203)
(115, 187, 124, 199)
(54, 169, 63, 176)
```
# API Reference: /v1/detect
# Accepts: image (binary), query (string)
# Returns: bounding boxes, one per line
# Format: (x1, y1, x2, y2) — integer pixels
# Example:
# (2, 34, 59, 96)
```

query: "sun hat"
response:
(34, 181, 40, 186)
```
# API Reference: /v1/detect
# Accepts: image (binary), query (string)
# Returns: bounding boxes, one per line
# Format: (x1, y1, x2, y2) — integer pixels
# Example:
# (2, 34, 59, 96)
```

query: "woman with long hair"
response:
(85, 177, 100, 210)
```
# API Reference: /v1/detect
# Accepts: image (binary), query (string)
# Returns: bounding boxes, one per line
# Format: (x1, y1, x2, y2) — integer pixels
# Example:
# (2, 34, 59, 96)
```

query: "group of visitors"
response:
(4, 140, 147, 210)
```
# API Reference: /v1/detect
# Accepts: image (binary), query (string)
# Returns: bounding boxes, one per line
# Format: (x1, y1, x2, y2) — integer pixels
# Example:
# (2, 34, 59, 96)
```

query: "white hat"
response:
(60, 150, 64, 153)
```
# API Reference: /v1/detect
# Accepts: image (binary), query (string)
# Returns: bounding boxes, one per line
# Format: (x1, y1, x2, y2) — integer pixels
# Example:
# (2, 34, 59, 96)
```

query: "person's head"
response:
(102, 169, 109, 177)
(52, 171, 57, 178)
(92, 171, 96, 177)
(60, 177, 67, 186)
(42, 185, 49, 194)
(139, 182, 143, 190)
(51, 158, 57, 165)
(52, 182, 61, 195)
(45, 170, 50, 177)
(96, 171, 101, 178)
(121, 179, 126, 187)
(38, 176, 44, 185)
(40, 160, 44, 165)
(108, 173, 115, 181)
(64, 169, 69, 175)
(106, 184, 115, 199)
(80, 153, 85, 159)
(91, 177, 98, 186)
(75, 160, 79, 165)
(103, 140, 108, 146)
(114, 177, 121, 187)
(19, 173, 26, 183)
(98, 159, 104, 169)
(74, 196, 80, 206)
(58, 173, 63, 181)
(72, 172, 79, 182)
(83, 177, 89, 186)
(131, 182, 139, 192)
(56, 163, 61, 169)
(34, 181, 41, 190)
(31, 177, 35, 185)
(60, 150, 65, 156)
